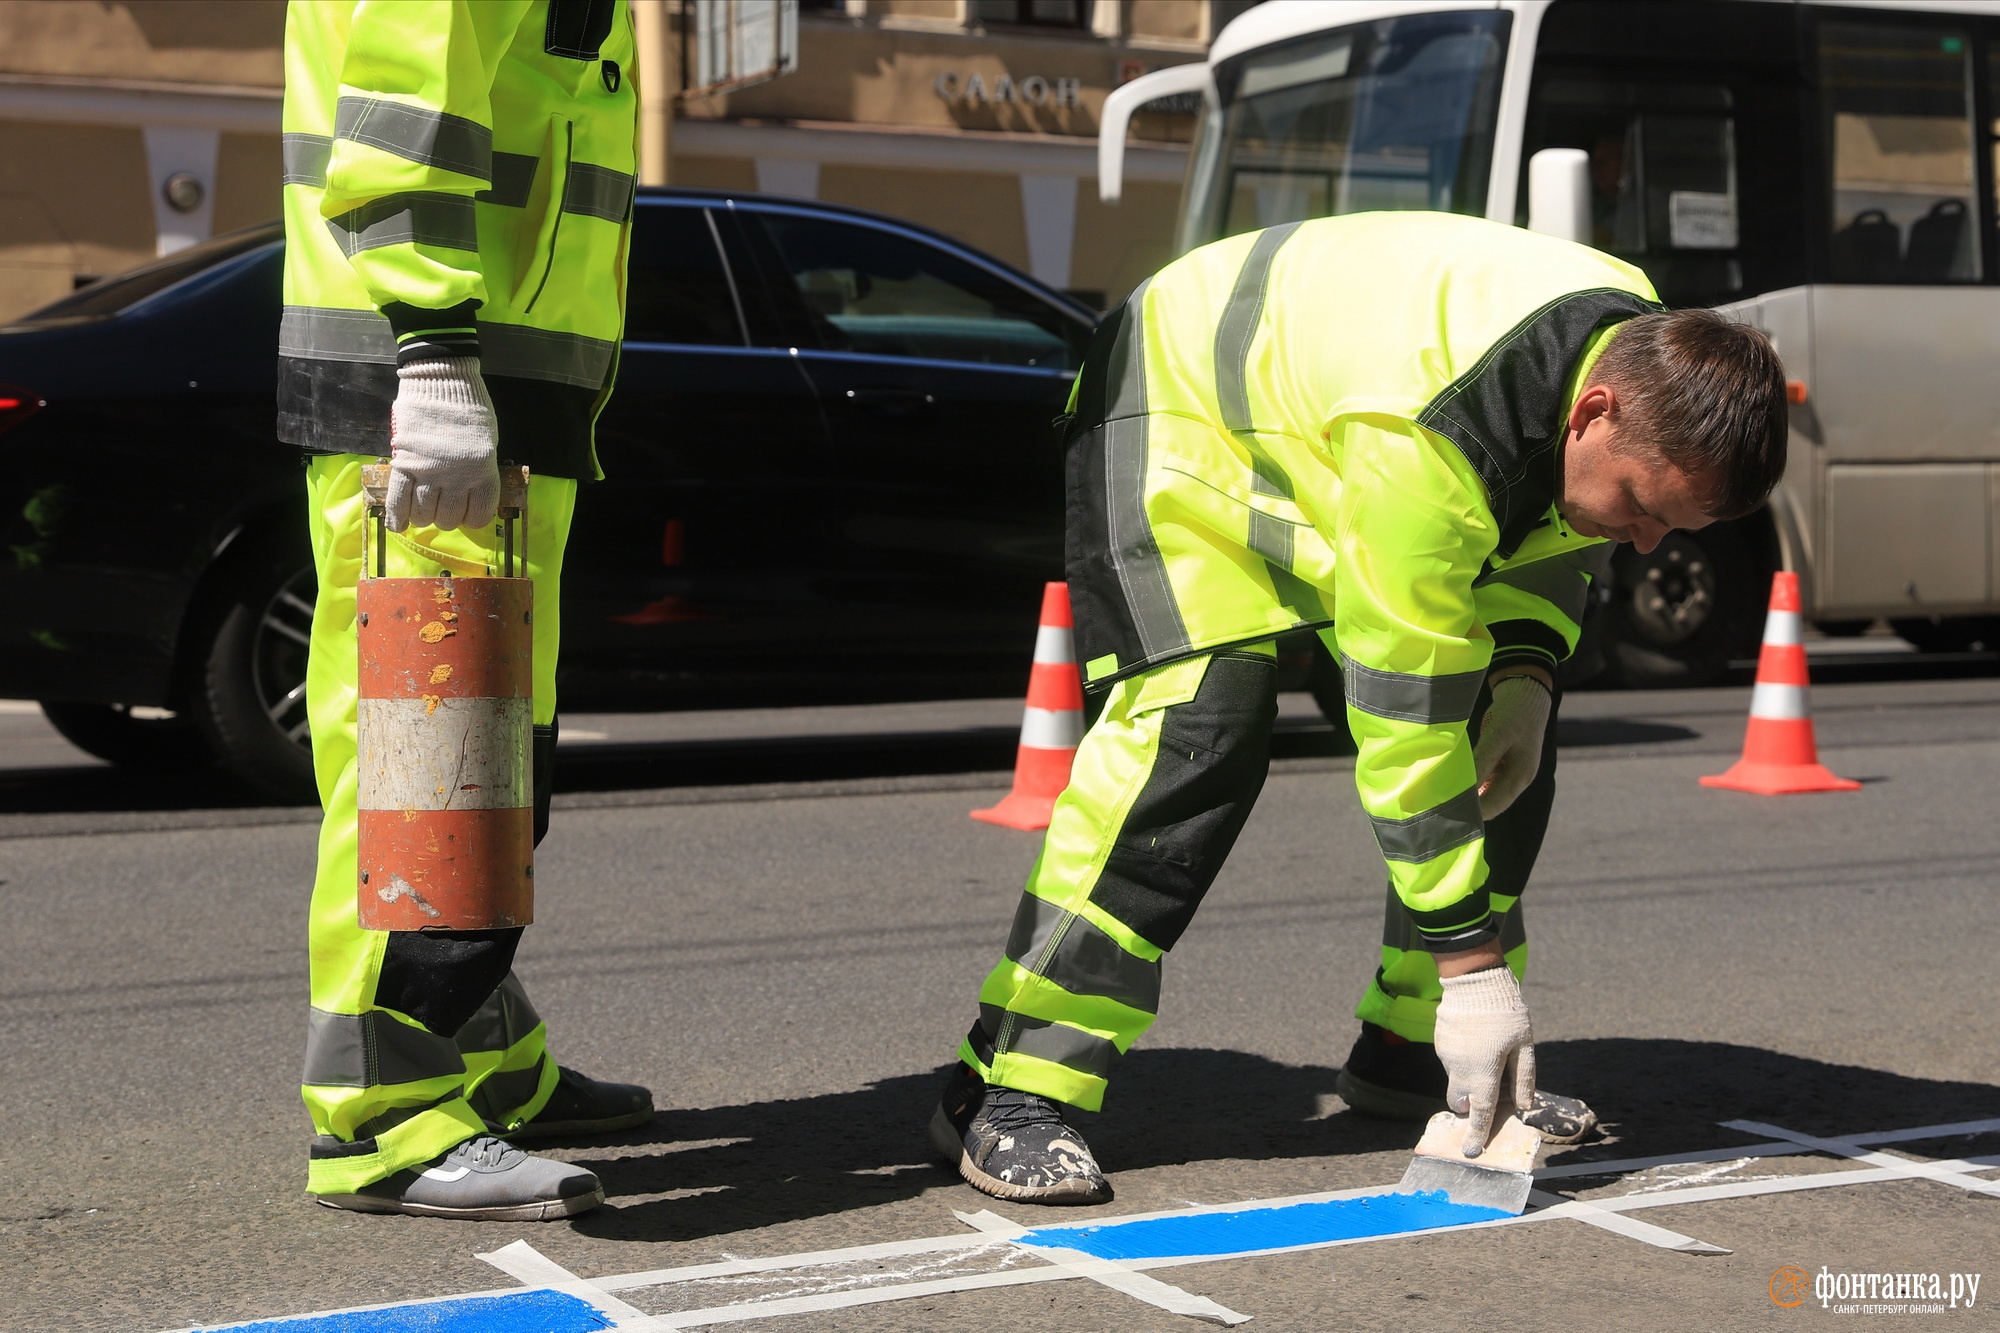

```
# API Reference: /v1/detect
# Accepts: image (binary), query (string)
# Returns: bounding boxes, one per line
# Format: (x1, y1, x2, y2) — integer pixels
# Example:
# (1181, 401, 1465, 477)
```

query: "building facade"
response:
(0, 0, 1245, 324)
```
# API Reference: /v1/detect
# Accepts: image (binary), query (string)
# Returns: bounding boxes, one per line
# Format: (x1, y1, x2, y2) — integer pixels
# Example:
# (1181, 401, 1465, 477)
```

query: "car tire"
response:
(186, 532, 318, 803)
(37, 700, 204, 769)
(1889, 616, 2000, 654)
(1601, 517, 1772, 689)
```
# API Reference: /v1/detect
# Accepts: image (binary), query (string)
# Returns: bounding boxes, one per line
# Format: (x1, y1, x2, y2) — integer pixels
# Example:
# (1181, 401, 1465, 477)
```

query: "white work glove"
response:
(1473, 673, 1551, 820)
(386, 355, 500, 533)
(1435, 965, 1537, 1156)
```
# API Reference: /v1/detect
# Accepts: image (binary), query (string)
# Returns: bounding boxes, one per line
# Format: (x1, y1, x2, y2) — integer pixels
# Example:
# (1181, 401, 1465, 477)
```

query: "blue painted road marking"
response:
(1015, 1189, 1511, 1260)
(194, 1289, 612, 1333)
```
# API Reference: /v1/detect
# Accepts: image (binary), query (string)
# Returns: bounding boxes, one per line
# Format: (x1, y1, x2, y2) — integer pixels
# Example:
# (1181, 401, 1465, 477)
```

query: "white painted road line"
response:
(477, 1240, 658, 1328)
(1725, 1119, 2000, 1200)
(1527, 1190, 1731, 1254)
(955, 1207, 1253, 1326)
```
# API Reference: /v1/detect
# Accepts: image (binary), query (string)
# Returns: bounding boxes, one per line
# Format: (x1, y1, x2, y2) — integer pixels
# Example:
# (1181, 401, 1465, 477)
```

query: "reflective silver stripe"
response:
(477, 152, 539, 208)
(335, 95, 492, 180)
(281, 306, 615, 387)
(1475, 547, 1598, 625)
(454, 973, 544, 1057)
(283, 132, 331, 187)
(982, 1004, 1120, 1077)
(1247, 508, 1295, 573)
(1213, 222, 1303, 499)
(1368, 786, 1484, 864)
(1004, 894, 1161, 1015)
(562, 162, 635, 222)
(1342, 659, 1486, 725)
(325, 192, 478, 257)
(481, 320, 617, 389)
(304, 1006, 464, 1088)
(1103, 279, 1190, 661)
(281, 306, 396, 364)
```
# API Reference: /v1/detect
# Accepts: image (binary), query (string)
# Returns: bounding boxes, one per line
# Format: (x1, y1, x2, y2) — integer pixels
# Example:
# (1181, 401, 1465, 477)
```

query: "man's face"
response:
(1556, 385, 1714, 554)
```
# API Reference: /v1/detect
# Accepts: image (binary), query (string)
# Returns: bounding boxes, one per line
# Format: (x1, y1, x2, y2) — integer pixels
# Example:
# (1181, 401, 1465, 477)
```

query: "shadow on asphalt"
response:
(554, 1041, 1998, 1244)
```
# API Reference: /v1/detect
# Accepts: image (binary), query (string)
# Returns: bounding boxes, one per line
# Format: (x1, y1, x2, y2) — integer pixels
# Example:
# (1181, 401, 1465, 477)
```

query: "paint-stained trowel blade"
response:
(1395, 1112, 1540, 1216)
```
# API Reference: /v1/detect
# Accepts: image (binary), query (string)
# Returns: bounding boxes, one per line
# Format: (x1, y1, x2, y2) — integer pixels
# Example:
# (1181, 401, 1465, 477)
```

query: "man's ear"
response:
(1568, 384, 1616, 437)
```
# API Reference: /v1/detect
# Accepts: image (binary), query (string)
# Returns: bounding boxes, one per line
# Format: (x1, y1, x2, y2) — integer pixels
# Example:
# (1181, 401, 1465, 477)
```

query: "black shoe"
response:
(497, 1066, 654, 1141)
(928, 1064, 1112, 1205)
(316, 1135, 603, 1221)
(1335, 1022, 1599, 1144)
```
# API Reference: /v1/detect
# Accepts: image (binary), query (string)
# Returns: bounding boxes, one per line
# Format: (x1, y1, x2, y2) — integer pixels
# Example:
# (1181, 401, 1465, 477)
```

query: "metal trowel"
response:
(1393, 1111, 1541, 1215)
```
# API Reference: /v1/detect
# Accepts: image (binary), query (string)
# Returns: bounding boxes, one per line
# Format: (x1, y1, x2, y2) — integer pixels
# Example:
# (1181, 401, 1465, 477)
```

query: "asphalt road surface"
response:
(4, 668, 1998, 1331)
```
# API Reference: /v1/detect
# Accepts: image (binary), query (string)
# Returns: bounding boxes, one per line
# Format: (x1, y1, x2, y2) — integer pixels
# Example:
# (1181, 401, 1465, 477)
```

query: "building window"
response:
(972, 1, 1087, 29)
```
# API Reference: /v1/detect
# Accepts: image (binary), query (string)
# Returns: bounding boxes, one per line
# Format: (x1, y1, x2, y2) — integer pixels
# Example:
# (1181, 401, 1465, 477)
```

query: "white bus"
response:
(1101, 0, 2000, 686)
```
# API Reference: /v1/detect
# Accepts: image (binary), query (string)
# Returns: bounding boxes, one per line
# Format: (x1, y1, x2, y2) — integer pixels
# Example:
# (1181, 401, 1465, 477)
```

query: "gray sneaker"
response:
(929, 1064, 1112, 1205)
(315, 1135, 604, 1221)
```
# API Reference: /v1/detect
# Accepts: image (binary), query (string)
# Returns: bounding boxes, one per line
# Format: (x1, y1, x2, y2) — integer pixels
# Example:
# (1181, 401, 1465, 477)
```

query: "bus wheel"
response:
(1602, 519, 1771, 689)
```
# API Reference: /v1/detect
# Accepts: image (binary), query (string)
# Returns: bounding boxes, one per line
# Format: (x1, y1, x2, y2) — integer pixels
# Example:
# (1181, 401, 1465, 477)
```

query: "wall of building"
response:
(0, 0, 1213, 323)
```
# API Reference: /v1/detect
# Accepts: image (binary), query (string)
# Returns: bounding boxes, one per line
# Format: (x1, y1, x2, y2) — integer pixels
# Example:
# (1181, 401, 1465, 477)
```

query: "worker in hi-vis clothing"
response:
(281, 0, 648, 1220)
(931, 212, 1790, 1204)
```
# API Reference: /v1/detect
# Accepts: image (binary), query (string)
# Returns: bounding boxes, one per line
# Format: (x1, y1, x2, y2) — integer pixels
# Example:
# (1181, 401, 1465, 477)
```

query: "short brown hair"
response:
(1589, 308, 1788, 519)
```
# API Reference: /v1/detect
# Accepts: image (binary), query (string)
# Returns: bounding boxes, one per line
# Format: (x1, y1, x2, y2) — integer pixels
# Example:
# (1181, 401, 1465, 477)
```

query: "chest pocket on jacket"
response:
(546, 0, 615, 59)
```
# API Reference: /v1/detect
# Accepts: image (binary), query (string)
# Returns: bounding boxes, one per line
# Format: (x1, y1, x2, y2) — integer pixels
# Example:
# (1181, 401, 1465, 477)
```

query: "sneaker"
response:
(495, 1066, 655, 1141)
(315, 1135, 604, 1220)
(928, 1064, 1112, 1205)
(1335, 1022, 1598, 1144)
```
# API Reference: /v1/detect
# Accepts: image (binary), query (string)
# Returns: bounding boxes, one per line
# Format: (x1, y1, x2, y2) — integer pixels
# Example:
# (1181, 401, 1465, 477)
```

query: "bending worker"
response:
(281, 0, 649, 1220)
(932, 211, 1787, 1203)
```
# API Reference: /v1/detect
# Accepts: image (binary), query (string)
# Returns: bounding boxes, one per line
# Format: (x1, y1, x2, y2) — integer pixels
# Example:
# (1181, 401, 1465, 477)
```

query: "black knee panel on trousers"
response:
(377, 928, 525, 1038)
(533, 719, 557, 848)
(1088, 652, 1278, 951)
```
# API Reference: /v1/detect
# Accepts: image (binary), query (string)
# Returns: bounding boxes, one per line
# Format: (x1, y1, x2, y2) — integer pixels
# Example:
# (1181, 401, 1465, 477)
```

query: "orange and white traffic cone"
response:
(1700, 571, 1860, 796)
(973, 582, 1084, 831)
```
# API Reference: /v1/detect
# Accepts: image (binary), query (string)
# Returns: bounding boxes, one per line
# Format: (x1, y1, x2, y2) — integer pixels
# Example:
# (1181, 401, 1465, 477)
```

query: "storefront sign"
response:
(934, 71, 1083, 108)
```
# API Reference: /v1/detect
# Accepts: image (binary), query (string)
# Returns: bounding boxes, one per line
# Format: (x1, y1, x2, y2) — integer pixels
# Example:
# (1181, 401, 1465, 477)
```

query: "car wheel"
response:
(1601, 518, 1772, 689)
(1889, 615, 2000, 654)
(187, 534, 318, 802)
(37, 700, 203, 769)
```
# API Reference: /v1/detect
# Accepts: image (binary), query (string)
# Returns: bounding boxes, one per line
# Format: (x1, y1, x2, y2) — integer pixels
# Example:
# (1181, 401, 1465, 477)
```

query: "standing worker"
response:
(281, 0, 650, 1220)
(932, 212, 1788, 1203)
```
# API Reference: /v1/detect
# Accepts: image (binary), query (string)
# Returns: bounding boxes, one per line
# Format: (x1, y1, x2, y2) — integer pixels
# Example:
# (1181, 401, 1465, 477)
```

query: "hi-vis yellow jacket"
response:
(1064, 212, 1662, 948)
(279, 0, 637, 480)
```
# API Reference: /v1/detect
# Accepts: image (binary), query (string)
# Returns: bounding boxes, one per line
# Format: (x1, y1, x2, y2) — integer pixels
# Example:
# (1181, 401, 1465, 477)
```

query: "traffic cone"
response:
(973, 582, 1085, 830)
(1700, 571, 1860, 795)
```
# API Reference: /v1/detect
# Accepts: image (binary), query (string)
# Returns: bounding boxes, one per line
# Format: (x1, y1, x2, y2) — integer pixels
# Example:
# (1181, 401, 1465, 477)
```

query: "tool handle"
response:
(359, 459, 530, 578)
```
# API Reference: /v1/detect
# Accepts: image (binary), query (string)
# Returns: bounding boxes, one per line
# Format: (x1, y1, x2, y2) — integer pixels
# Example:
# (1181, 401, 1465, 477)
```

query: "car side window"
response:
(626, 205, 748, 346)
(751, 212, 1084, 370)
(1820, 20, 1980, 283)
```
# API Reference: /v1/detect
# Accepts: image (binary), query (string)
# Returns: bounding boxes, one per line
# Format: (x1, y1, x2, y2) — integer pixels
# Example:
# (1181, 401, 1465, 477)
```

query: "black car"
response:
(0, 189, 1140, 798)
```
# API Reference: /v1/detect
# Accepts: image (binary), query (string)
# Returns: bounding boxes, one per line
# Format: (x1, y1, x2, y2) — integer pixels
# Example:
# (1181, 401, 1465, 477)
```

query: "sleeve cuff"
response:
(1407, 888, 1497, 952)
(382, 300, 481, 366)
(1487, 617, 1570, 673)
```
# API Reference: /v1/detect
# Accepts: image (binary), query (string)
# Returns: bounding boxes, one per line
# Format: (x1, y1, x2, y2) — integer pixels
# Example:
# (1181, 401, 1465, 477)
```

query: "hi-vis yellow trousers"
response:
(960, 642, 1548, 1112)
(300, 455, 575, 1194)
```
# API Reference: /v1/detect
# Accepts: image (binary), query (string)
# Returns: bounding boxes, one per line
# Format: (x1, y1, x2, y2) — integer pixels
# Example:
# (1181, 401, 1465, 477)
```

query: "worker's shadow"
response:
(560, 1039, 1997, 1244)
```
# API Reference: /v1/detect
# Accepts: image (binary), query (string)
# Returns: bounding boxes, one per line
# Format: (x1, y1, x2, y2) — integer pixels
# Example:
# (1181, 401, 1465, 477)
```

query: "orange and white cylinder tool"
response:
(355, 462, 536, 930)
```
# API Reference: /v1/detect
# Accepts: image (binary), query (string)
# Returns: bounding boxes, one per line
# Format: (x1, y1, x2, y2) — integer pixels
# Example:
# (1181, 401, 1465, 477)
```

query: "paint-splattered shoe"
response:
(929, 1064, 1112, 1205)
(1337, 1023, 1599, 1143)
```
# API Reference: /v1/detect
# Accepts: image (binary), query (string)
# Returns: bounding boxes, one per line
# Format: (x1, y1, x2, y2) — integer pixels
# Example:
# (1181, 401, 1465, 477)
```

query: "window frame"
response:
(624, 198, 757, 349)
(1807, 5, 1996, 287)
(728, 199, 1094, 373)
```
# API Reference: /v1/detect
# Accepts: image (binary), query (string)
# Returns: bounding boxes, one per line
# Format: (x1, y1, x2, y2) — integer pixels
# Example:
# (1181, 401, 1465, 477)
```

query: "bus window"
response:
(1533, 81, 1739, 300)
(1194, 12, 1510, 243)
(1820, 22, 1978, 284)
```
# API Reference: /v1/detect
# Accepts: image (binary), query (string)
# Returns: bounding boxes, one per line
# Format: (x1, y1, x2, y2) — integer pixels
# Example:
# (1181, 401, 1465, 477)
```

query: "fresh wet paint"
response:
(1014, 1189, 1512, 1261)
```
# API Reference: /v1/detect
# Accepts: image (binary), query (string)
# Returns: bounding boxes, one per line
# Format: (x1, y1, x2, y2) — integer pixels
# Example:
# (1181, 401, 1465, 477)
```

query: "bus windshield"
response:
(1181, 11, 1512, 251)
